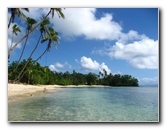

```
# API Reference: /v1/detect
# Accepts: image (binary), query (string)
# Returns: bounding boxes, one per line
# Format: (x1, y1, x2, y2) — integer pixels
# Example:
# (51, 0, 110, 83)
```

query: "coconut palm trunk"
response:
(13, 17, 37, 74)
(14, 34, 42, 82)
(15, 44, 50, 82)
(14, 31, 29, 70)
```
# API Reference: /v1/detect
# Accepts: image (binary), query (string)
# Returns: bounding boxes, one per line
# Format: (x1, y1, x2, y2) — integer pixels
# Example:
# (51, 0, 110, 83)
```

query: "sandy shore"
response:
(8, 84, 110, 101)
(8, 84, 60, 101)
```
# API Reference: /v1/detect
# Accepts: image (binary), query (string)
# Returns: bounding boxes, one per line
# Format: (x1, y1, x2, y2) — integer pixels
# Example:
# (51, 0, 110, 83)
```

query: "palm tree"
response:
(8, 8, 65, 58)
(14, 18, 51, 81)
(15, 27, 60, 82)
(35, 27, 60, 62)
(27, 17, 51, 62)
(103, 69, 107, 77)
(8, 24, 21, 61)
(99, 71, 104, 78)
(14, 17, 37, 71)
(8, 8, 29, 28)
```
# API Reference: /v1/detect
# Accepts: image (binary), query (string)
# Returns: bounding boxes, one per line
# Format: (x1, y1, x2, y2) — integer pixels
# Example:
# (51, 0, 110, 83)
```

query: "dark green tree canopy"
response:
(8, 59, 139, 86)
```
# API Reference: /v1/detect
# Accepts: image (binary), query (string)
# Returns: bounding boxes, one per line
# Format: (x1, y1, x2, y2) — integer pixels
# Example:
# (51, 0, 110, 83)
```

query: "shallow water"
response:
(8, 86, 159, 122)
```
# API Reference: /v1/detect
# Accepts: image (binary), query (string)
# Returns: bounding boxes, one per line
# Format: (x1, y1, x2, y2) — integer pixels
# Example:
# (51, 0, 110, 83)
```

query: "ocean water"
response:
(8, 87, 159, 122)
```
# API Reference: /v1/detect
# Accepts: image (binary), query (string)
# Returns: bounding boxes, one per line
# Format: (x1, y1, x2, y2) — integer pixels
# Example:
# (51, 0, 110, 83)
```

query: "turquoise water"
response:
(8, 87, 159, 122)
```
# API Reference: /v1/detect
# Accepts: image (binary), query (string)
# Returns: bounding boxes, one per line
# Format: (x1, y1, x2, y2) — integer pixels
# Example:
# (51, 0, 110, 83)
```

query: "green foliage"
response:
(12, 24, 21, 35)
(86, 72, 98, 85)
(9, 59, 54, 85)
(8, 60, 139, 86)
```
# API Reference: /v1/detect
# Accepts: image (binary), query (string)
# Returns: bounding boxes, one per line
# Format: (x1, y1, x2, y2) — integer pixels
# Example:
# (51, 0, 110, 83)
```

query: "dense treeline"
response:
(8, 59, 139, 86)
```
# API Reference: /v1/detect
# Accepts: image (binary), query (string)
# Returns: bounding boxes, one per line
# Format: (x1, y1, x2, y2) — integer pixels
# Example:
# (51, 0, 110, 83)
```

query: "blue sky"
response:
(8, 8, 158, 85)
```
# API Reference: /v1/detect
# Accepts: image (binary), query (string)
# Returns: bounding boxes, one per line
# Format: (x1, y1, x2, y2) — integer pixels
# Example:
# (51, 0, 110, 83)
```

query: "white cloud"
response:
(80, 56, 100, 71)
(49, 65, 59, 72)
(55, 62, 64, 68)
(93, 38, 158, 69)
(50, 8, 122, 40)
(80, 56, 111, 74)
(20, 8, 122, 40)
(49, 61, 72, 72)
(20, 8, 154, 44)
(118, 30, 147, 43)
(102, 38, 158, 69)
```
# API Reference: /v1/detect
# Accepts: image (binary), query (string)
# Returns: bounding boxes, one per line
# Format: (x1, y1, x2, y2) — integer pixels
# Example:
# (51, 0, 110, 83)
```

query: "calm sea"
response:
(8, 86, 159, 122)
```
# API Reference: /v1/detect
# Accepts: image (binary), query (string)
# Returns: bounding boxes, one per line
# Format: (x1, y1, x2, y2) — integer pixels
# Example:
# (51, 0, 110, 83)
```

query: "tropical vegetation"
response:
(8, 59, 139, 86)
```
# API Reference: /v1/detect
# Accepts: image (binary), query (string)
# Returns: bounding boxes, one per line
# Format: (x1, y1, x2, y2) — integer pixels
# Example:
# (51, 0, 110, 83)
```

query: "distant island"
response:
(8, 59, 139, 87)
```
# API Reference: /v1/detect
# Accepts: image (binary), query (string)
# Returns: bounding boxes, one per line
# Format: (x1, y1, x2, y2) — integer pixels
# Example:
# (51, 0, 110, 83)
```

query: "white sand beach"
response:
(8, 83, 60, 101)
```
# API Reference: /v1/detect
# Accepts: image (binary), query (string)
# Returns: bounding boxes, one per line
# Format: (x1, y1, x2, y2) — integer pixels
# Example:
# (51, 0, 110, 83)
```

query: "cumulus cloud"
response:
(108, 38, 158, 69)
(20, 8, 122, 40)
(49, 8, 122, 40)
(80, 56, 111, 74)
(118, 30, 147, 43)
(49, 62, 72, 72)
(93, 38, 158, 69)
(21, 8, 153, 43)
(55, 62, 64, 68)
(80, 56, 100, 71)
(49, 65, 59, 72)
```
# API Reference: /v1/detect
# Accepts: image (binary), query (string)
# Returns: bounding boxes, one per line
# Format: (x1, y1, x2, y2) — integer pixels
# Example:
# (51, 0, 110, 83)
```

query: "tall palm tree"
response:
(14, 17, 37, 72)
(8, 24, 21, 61)
(8, 8, 29, 28)
(27, 17, 51, 61)
(8, 8, 65, 58)
(35, 27, 60, 62)
(15, 27, 60, 82)
(14, 18, 51, 81)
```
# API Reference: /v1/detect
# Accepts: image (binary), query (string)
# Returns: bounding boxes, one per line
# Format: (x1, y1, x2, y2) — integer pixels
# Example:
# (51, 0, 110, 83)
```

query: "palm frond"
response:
(50, 8, 65, 19)
(55, 8, 65, 19)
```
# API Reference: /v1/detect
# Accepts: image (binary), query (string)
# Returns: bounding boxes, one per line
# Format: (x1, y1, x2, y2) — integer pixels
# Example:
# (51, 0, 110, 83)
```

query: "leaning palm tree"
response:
(15, 27, 60, 82)
(14, 18, 51, 81)
(26, 17, 51, 62)
(36, 27, 60, 61)
(8, 24, 21, 61)
(8, 8, 65, 58)
(8, 8, 29, 28)
(14, 17, 37, 72)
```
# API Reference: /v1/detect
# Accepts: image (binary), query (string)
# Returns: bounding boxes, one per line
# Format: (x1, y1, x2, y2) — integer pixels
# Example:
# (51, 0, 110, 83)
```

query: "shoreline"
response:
(8, 83, 111, 101)
(8, 83, 141, 101)
(8, 84, 60, 101)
